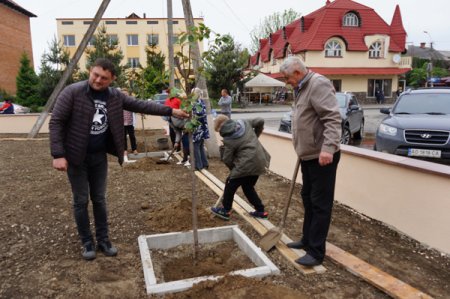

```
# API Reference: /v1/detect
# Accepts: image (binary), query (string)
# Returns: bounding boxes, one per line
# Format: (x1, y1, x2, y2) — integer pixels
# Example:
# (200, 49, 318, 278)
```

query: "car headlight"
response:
(379, 123, 397, 136)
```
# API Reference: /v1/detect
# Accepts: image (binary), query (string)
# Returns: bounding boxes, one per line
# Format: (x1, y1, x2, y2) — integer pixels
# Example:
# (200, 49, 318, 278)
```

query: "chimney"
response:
(143, 13, 146, 18)
(420, 42, 426, 49)
(326, 0, 331, 4)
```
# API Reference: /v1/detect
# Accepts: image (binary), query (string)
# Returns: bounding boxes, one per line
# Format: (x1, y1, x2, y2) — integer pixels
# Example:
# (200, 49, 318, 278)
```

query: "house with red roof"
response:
(248, 0, 411, 102)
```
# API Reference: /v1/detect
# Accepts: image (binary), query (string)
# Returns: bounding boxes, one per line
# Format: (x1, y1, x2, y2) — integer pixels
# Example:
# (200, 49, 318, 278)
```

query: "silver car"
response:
(278, 92, 365, 145)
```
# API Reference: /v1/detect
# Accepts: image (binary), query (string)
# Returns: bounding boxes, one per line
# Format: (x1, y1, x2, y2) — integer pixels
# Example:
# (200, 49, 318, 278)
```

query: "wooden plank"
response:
(0, 138, 49, 141)
(326, 244, 433, 299)
(195, 171, 320, 275)
(199, 169, 433, 299)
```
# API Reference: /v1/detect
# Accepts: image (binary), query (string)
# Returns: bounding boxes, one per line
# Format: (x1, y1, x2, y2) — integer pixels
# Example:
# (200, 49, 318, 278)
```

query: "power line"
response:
(220, 0, 251, 33)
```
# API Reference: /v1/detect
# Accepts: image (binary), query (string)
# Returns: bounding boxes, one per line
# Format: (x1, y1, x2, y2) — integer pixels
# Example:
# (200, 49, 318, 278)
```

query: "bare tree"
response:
(250, 8, 301, 54)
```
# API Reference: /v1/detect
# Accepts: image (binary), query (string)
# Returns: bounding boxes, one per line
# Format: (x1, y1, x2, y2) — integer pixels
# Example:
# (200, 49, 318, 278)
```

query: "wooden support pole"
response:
(181, 0, 220, 158)
(28, 0, 111, 138)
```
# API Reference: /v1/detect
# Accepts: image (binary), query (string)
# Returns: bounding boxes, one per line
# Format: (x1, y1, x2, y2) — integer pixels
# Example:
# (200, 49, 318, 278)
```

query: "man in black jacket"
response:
(49, 58, 187, 260)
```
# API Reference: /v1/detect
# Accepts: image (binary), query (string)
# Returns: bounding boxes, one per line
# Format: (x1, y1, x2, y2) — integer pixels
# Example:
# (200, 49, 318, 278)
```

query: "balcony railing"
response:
(400, 56, 412, 67)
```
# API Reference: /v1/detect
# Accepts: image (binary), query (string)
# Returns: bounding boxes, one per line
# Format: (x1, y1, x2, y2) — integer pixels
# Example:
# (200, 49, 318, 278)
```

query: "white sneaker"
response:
(176, 161, 184, 165)
(184, 161, 191, 167)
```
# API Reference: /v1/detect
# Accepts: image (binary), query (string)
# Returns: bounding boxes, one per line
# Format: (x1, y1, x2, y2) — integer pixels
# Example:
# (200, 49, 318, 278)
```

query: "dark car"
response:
(375, 88, 450, 159)
(278, 92, 365, 145)
(148, 93, 168, 105)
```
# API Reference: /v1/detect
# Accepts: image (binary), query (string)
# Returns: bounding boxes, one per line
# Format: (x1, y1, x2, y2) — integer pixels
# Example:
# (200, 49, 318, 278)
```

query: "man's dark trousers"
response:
(124, 125, 137, 151)
(300, 151, 340, 262)
(222, 176, 264, 212)
(67, 152, 109, 244)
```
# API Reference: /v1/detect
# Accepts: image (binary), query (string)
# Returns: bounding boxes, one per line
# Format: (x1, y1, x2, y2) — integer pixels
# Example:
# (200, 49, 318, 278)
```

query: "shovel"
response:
(156, 147, 177, 164)
(259, 157, 301, 252)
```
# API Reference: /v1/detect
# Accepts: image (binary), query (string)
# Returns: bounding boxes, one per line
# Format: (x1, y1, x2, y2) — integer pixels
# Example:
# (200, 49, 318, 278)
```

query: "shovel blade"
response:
(259, 228, 282, 252)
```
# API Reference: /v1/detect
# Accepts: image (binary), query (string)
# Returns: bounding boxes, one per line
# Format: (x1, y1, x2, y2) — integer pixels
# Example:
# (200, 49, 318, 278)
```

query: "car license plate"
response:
(408, 148, 441, 158)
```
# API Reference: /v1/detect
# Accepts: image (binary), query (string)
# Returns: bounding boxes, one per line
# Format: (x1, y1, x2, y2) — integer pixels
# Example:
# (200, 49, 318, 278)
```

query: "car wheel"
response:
(354, 121, 364, 140)
(341, 126, 351, 145)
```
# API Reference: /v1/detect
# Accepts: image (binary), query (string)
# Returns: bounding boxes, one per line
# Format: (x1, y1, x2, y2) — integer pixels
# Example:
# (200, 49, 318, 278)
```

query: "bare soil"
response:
(0, 131, 449, 299)
(152, 241, 255, 282)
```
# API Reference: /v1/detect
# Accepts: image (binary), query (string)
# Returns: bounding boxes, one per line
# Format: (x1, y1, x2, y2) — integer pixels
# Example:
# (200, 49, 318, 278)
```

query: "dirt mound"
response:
(147, 197, 223, 232)
(125, 156, 178, 171)
(167, 275, 306, 299)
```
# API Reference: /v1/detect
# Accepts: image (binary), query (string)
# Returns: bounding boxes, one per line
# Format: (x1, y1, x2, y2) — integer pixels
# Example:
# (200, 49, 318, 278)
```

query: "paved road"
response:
(235, 107, 387, 135)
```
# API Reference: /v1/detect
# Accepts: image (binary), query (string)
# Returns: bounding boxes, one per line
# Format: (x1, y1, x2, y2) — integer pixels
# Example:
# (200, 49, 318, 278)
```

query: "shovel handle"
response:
(164, 147, 177, 162)
(279, 156, 301, 229)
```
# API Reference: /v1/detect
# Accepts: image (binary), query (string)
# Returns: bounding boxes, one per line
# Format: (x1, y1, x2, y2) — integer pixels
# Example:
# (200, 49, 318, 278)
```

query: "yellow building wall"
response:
(259, 35, 409, 97)
(57, 17, 204, 72)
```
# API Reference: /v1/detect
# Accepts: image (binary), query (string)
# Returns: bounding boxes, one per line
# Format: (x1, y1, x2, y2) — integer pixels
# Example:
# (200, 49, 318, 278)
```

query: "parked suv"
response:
(375, 88, 450, 159)
(278, 92, 364, 145)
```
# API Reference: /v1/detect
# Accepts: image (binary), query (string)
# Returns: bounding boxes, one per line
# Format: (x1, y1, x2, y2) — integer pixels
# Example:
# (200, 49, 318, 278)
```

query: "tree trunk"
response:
(28, 0, 111, 138)
(181, 0, 220, 158)
(167, 0, 175, 88)
(188, 133, 199, 259)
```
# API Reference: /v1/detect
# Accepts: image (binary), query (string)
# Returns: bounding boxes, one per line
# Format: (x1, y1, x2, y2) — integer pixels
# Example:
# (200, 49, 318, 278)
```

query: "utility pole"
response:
(181, 0, 220, 158)
(28, 0, 111, 138)
(167, 0, 175, 88)
(424, 31, 434, 87)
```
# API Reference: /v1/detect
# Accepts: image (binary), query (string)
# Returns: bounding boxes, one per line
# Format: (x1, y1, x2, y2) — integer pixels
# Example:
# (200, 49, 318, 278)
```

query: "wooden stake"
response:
(28, 0, 111, 138)
(140, 114, 148, 157)
(188, 132, 199, 259)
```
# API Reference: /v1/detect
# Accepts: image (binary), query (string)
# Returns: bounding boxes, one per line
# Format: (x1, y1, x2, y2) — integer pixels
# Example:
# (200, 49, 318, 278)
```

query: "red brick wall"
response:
(0, 4, 34, 95)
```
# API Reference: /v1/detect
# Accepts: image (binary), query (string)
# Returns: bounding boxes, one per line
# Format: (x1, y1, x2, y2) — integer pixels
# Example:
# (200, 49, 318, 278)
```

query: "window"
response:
(105, 20, 117, 25)
(147, 20, 158, 25)
(62, 21, 73, 25)
(106, 34, 118, 46)
(126, 21, 138, 25)
(331, 79, 342, 92)
(343, 12, 359, 27)
(87, 37, 96, 46)
(169, 20, 179, 24)
(127, 34, 139, 46)
(171, 34, 179, 44)
(325, 40, 342, 57)
(368, 79, 392, 98)
(128, 58, 140, 68)
(63, 35, 75, 46)
(369, 41, 383, 58)
(83, 21, 92, 25)
(285, 45, 292, 57)
(270, 51, 276, 66)
(147, 34, 159, 46)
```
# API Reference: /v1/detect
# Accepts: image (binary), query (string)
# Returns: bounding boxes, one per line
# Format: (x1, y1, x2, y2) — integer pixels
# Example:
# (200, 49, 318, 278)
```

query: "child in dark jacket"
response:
(211, 115, 271, 220)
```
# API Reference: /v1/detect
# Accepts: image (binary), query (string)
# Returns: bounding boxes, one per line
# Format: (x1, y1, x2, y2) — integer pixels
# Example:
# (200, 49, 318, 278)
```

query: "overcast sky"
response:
(14, 0, 450, 72)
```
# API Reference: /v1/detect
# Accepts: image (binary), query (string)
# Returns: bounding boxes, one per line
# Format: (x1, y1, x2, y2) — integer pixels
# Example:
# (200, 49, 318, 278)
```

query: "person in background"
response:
(375, 87, 384, 104)
(191, 88, 209, 170)
(0, 99, 14, 114)
(120, 88, 138, 163)
(164, 88, 182, 150)
(280, 56, 341, 267)
(218, 89, 232, 118)
(49, 58, 188, 260)
(211, 114, 271, 221)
